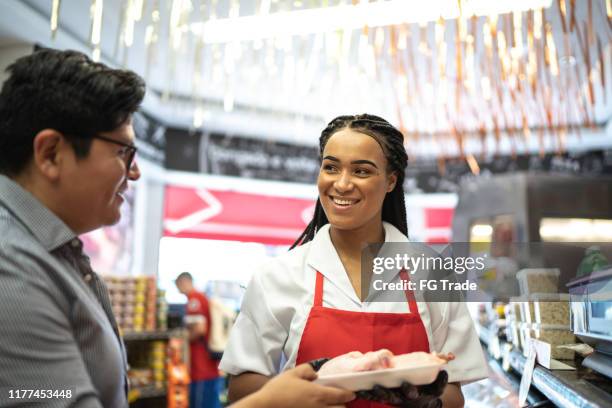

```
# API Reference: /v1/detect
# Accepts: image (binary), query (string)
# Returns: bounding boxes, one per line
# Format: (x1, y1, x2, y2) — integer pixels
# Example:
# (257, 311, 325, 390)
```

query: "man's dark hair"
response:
(176, 272, 193, 282)
(0, 48, 146, 176)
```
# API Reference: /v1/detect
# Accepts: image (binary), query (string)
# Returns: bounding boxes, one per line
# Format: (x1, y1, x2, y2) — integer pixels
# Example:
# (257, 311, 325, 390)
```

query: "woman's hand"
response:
(235, 364, 355, 408)
(354, 353, 455, 407)
(355, 370, 449, 408)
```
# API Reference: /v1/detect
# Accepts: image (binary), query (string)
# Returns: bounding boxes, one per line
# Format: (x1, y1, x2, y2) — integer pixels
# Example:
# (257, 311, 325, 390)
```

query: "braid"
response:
(292, 113, 409, 248)
(290, 199, 328, 249)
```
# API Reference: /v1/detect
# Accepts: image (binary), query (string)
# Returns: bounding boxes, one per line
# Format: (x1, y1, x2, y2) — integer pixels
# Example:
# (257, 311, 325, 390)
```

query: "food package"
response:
(518, 297, 533, 323)
(509, 297, 523, 322)
(518, 293, 570, 325)
(521, 323, 576, 360)
(516, 268, 560, 295)
(531, 323, 576, 360)
(128, 368, 153, 387)
(316, 351, 451, 390)
(531, 293, 570, 325)
(510, 320, 521, 349)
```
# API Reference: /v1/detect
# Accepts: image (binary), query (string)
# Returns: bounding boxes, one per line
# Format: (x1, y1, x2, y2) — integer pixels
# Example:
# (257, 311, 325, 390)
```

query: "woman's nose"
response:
(333, 171, 354, 192)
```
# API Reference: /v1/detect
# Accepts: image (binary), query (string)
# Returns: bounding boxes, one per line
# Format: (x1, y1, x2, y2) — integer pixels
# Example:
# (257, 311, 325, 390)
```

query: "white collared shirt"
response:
(219, 222, 488, 384)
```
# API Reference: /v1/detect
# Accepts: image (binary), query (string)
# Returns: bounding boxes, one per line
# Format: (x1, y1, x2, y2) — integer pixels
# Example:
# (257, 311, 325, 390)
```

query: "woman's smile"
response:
(329, 195, 361, 210)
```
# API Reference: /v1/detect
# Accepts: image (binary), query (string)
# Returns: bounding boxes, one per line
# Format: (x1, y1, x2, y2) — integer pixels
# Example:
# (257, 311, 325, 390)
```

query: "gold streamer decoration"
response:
(52, 0, 611, 164)
(89, 0, 104, 62)
(50, 0, 61, 40)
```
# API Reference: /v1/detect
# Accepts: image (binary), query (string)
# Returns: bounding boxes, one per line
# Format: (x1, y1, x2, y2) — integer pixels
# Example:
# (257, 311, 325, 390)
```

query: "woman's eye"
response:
(118, 148, 129, 157)
(354, 168, 371, 176)
(323, 164, 338, 172)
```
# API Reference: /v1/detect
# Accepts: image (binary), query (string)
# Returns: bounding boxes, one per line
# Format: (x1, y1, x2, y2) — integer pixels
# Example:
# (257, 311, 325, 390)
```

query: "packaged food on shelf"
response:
(128, 368, 153, 388)
(510, 320, 521, 350)
(150, 341, 167, 389)
(504, 320, 515, 344)
(494, 303, 505, 319)
(518, 323, 532, 357)
(517, 293, 571, 325)
(530, 323, 576, 360)
(135, 292, 146, 303)
(103, 275, 167, 333)
(516, 268, 560, 294)
(509, 297, 523, 322)
(503, 304, 514, 320)
(157, 290, 168, 331)
(518, 297, 534, 323)
(531, 293, 570, 325)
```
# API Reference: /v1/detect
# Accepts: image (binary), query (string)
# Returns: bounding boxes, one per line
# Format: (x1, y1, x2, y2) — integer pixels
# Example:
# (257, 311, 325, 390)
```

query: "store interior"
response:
(1, 0, 612, 407)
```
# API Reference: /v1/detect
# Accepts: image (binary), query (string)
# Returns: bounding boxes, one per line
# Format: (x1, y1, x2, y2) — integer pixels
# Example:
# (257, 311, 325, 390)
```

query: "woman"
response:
(220, 114, 487, 407)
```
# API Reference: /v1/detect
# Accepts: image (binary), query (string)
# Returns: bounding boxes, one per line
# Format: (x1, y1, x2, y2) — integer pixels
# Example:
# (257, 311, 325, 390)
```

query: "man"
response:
(0, 48, 144, 407)
(175, 272, 222, 408)
(0, 48, 353, 408)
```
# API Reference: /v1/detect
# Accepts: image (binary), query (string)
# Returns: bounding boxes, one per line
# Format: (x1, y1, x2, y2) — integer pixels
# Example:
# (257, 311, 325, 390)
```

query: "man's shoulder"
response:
(0, 208, 74, 314)
(0, 206, 44, 257)
(193, 291, 210, 307)
(0, 206, 63, 286)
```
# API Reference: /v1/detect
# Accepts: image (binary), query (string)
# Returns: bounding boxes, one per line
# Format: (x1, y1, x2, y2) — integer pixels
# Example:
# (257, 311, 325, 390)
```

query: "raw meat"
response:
(318, 350, 393, 376)
(389, 352, 452, 368)
(318, 350, 453, 376)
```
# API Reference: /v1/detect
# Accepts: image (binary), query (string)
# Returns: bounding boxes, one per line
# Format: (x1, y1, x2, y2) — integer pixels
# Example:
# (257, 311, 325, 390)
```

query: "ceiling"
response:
(1, 0, 611, 158)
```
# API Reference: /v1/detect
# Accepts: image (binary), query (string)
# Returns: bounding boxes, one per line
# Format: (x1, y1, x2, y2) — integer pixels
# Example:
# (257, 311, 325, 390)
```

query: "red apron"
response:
(295, 270, 430, 408)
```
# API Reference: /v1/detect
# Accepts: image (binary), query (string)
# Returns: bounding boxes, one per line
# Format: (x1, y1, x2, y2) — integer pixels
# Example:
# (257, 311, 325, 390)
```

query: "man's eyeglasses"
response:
(92, 134, 138, 172)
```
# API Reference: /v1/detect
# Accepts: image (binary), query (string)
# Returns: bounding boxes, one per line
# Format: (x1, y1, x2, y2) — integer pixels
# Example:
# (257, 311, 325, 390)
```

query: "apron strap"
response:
(314, 271, 324, 307)
(399, 269, 419, 314)
(315, 270, 418, 313)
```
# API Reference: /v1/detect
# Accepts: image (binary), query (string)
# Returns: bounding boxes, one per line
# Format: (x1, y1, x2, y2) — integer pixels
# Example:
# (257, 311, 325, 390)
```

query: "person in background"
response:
(175, 272, 222, 408)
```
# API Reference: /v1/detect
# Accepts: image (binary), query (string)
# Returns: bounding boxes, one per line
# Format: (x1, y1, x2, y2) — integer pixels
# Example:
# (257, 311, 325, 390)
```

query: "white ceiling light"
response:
(190, 0, 553, 44)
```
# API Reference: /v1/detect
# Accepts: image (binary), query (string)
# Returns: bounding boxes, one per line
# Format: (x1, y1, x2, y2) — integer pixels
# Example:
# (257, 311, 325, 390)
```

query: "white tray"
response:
(314, 362, 446, 391)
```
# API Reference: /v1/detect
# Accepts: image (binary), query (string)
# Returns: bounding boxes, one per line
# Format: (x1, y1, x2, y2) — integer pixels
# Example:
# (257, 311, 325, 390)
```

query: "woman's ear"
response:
(387, 172, 397, 193)
(32, 129, 64, 181)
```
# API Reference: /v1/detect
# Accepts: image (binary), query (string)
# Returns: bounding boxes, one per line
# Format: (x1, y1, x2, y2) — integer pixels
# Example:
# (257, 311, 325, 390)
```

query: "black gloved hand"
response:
(355, 370, 448, 408)
(307, 357, 331, 372)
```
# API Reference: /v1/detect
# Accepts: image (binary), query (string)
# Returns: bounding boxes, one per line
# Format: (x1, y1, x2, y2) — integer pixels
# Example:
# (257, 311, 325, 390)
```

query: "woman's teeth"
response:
(333, 197, 356, 206)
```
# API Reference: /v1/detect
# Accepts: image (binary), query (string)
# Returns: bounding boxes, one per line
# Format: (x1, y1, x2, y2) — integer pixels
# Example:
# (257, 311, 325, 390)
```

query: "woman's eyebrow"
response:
(351, 159, 378, 168)
(322, 156, 379, 169)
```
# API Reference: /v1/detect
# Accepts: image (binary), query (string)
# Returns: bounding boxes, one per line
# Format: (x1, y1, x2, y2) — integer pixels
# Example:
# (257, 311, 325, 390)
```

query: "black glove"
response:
(307, 357, 331, 372)
(355, 370, 448, 408)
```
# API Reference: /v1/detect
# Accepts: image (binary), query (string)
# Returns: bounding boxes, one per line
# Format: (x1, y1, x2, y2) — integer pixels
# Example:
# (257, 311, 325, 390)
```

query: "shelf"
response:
(122, 329, 186, 342)
(476, 322, 492, 345)
(507, 348, 612, 408)
(477, 324, 612, 408)
(128, 386, 166, 403)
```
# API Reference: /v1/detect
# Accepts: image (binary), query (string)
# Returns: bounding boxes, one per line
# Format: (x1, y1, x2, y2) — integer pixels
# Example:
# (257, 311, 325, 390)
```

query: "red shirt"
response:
(186, 290, 219, 381)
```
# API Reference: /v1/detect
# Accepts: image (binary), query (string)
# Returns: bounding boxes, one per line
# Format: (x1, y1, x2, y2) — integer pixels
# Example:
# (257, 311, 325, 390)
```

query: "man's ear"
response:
(32, 129, 65, 181)
(387, 171, 397, 193)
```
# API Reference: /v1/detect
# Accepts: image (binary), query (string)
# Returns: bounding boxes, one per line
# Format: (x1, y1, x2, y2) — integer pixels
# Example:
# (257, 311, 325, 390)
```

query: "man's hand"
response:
(238, 364, 355, 408)
(185, 315, 207, 340)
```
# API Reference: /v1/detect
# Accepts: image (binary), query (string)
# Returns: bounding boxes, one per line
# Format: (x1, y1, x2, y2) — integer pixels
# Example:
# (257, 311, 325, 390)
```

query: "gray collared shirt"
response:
(0, 175, 128, 407)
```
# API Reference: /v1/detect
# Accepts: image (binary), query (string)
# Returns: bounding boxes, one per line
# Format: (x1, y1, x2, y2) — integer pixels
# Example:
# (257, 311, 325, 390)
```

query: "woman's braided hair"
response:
(291, 114, 408, 249)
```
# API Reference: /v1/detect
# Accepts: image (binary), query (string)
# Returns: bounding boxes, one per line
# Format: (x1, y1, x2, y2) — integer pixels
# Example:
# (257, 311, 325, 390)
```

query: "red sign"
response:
(163, 186, 315, 245)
